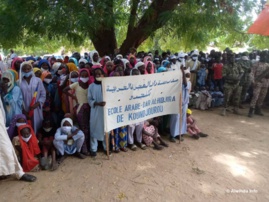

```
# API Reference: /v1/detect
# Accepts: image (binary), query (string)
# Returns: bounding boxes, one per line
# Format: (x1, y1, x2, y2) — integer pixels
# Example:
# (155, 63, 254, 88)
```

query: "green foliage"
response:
(0, 0, 267, 55)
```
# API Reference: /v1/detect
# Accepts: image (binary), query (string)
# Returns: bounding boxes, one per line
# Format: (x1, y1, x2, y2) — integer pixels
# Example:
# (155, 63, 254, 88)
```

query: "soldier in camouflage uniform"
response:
(221, 52, 244, 116)
(237, 52, 252, 107)
(248, 51, 269, 118)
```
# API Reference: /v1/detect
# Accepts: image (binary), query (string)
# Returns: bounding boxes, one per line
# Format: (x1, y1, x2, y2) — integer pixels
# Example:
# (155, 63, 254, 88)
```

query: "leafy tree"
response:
(0, 0, 263, 55)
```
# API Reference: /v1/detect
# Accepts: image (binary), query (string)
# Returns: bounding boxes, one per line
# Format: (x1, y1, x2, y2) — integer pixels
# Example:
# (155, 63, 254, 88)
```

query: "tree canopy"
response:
(0, 0, 266, 55)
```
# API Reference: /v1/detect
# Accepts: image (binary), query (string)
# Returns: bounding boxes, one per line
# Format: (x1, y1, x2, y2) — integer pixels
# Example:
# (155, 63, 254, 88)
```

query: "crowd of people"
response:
(0, 47, 268, 182)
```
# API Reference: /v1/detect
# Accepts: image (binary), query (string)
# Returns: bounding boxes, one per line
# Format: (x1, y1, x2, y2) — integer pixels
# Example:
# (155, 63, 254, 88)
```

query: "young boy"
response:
(187, 109, 208, 139)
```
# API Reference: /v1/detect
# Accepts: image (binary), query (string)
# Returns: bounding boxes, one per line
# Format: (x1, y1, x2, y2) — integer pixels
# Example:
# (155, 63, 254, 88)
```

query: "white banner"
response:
(102, 71, 182, 132)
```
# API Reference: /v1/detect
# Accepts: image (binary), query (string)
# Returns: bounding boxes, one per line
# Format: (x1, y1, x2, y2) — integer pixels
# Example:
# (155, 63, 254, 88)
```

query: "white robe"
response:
(0, 99, 24, 179)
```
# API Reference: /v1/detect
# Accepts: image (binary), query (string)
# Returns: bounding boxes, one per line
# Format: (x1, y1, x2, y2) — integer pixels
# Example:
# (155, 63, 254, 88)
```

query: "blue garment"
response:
(211, 91, 224, 107)
(88, 83, 105, 141)
(113, 126, 128, 149)
(170, 81, 190, 137)
(69, 57, 78, 66)
(3, 86, 23, 126)
(197, 68, 207, 86)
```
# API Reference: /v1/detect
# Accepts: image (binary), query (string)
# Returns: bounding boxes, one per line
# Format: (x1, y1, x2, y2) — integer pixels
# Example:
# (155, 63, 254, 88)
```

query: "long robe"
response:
(88, 82, 105, 141)
(0, 99, 24, 179)
(20, 76, 46, 133)
(2, 86, 23, 126)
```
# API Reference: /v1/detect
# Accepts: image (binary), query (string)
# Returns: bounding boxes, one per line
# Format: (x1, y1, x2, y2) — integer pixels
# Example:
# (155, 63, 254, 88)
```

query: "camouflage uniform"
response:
(237, 59, 252, 103)
(249, 62, 269, 110)
(221, 62, 244, 115)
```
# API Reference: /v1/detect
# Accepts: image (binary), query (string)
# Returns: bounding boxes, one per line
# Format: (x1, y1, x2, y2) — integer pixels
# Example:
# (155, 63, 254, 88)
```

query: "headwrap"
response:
(67, 62, 78, 72)
(11, 57, 23, 70)
(61, 118, 73, 127)
(191, 50, 199, 56)
(89, 50, 101, 65)
(161, 60, 170, 67)
(79, 58, 88, 64)
(157, 67, 167, 73)
(134, 61, 144, 69)
(2, 70, 15, 92)
(18, 124, 40, 172)
(143, 56, 152, 63)
(105, 56, 111, 61)
(69, 57, 78, 66)
(19, 61, 35, 86)
(187, 109, 192, 115)
(128, 54, 137, 68)
(79, 68, 92, 85)
(170, 55, 177, 60)
(9, 69, 19, 81)
(7, 114, 27, 140)
(145, 61, 154, 74)
(52, 62, 62, 74)
(33, 67, 41, 74)
(121, 59, 130, 70)
(38, 59, 51, 70)
(69, 70, 79, 84)
(93, 68, 105, 85)
(26, 56, 36, 62)
(130, 68, 141, 76)
(41, 70, 51, 81)
(116, 54, 123, 60)
(103, 61, 114, 75)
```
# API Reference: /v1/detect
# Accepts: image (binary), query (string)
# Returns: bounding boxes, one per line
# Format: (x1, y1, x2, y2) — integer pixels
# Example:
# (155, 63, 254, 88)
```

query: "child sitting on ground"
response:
(187, 109, 208, 139)
(37, 119, 57, 171)
(211, 87, 224, 107)
(142, 118, 168, 150)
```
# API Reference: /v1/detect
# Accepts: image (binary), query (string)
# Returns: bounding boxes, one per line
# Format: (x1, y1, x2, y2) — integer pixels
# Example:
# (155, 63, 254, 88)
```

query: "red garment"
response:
(11, 57, 23, 70)
(128, 54, 137, 68)
(79, 68, 92, 85)
(213, 63, 223, 80)
(145, 61, 154, 74)
(18, 125, 40, 172)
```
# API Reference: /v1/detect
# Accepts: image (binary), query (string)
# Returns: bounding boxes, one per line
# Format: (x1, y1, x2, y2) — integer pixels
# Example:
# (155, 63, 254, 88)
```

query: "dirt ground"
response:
(1, 107, 269, 202)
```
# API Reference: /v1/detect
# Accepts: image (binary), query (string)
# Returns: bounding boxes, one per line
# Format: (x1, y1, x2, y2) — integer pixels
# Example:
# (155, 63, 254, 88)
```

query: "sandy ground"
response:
(1, 107, 269, 202)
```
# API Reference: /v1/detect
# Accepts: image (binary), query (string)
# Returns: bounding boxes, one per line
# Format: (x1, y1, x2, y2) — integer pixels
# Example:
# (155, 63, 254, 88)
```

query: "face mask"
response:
(16, 122, 26, 127)
(96, 77, 102, 81)
(60, 75, 67, 80)
(192, 56, 198, 60)
(62, 126, 72, 134)
(44, 78, 52, 84)
(24, 71, 32, 78)
(80, 77, 89, 83)
(21, 134, 32, 143)
(71, 78, 78, 83)
(41, 68, 48, 72)
(57, 70, 63, 75)
(43, 127, 52, 132)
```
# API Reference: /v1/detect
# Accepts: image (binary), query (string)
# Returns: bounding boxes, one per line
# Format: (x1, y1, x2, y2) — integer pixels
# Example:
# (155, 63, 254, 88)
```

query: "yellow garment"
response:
(67, 63, 78, 72)
(9, 69, 19, 81)
(69, 82, 88, 113)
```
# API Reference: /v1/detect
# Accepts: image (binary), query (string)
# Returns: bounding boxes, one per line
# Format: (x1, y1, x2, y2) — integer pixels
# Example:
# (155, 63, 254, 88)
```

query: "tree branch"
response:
(126, 0, 140, 37)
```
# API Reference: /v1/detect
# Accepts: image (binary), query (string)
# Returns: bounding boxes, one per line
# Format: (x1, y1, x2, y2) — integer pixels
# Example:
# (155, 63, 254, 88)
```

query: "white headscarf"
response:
(191, 50, 199, 57)
(116, 54, 123, 60)
(79, 58, 88, 64)
(2, 70, 15, 92)
(121, 59, 129, 70)
(61, 118, 73, 128)
(134, 61, 144, 69)
(19, 61, 35, 86)
(89, 50, 101, 65)
(52, 62, 61, 75)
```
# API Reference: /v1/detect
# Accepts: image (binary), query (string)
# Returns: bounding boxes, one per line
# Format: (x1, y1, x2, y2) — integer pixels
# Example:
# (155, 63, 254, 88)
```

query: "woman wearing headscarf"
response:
(53, 118, 86, 164)
(63, 68, 91, 155)
(11, 57, 23, 73)
(33, 68, 42, 78)
(145, 60, 155, 74)
(38, 59, 51, 72)
(128, 54, 137, 68)
(103, 61, 114, 76)
(121, 58, 131, 70)
(7, 114, 27, 140)
(89, 50, 101, 65)
(69, 57, 78, 67)
(19, 62, 46, 133)
(1, 70, 23, 126)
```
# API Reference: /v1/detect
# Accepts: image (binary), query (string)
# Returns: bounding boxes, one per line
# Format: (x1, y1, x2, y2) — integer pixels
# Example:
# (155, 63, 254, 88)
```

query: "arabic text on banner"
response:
(102, 71, 182, 132)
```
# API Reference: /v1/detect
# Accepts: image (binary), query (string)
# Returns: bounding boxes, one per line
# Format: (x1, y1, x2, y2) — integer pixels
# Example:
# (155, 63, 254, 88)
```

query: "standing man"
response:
(237, 52, 252, 107)
(221, 52, 244, 116)
(248, 51, 269, 117)
(186, 50, 201, 90)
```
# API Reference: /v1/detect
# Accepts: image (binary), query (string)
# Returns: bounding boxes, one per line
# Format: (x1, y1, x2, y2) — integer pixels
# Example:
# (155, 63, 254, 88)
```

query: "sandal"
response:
(192, 134, 200, 139)
(120, 147, 128, 152)
(130, 144, 137, 151)
(20, 174, 37, 182)
(137, 143, 146, 150)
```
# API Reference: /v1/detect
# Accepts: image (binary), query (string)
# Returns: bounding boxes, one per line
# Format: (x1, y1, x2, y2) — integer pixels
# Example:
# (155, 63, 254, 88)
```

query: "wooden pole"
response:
(179, 92, 182, 144)
(105, 132, 110, 160)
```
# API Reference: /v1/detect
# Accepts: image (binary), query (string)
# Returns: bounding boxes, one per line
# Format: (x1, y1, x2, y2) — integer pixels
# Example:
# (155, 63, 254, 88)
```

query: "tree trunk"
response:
(120, 0, 181, 55)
